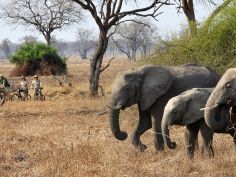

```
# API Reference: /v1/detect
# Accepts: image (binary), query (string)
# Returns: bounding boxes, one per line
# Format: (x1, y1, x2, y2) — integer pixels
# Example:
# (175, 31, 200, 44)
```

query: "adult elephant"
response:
(203, 68, 236, 143)
(109, 64, 220, 151)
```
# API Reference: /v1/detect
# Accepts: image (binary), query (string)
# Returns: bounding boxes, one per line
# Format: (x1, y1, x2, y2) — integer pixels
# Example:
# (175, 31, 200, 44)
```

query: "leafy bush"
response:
(143, 2, 236, 74)
(10, 42, 67, 76)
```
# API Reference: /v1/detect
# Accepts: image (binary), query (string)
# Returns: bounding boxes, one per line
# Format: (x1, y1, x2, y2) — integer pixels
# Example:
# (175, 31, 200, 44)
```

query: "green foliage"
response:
(10, 42, 67, 76)
(143, 2, 236, 74)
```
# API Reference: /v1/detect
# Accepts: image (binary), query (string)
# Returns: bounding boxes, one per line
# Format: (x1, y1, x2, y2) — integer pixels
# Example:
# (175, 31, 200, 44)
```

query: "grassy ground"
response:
(0, 59, 235, 177)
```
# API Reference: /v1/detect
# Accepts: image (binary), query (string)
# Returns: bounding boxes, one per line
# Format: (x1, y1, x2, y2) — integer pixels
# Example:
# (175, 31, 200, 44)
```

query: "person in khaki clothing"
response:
(31, 75, 42, 96)
(18, 76, 29, 95)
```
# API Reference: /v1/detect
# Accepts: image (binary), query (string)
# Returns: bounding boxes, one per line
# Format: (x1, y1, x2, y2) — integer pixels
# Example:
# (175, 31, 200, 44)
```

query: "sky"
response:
(0, 0, 224, 43)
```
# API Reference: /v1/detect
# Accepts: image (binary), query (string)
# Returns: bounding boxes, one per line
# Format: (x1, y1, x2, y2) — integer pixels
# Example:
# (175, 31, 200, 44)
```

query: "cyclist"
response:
(18, 76, 29, 96)
(0, 74, 10, 93)
(31, 75, 43, 97)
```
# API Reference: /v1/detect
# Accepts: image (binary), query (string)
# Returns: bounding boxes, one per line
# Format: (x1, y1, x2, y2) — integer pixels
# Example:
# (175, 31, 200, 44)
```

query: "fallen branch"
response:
(62, 74, 72, 87)
(52, 75, 64, 87)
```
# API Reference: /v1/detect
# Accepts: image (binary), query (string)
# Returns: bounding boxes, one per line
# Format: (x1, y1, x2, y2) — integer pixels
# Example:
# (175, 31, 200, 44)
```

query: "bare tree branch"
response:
(100, 54, 115, 73)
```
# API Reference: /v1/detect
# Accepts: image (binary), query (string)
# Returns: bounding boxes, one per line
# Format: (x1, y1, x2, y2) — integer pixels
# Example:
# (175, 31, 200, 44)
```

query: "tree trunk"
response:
(131, 52, 136, 61)
(44, 32, 51, 46)
(142, 45, 147, 59)
(82, 49, 88, 59)
(182, 0, 197, 36)
(89, 32, 108, 96)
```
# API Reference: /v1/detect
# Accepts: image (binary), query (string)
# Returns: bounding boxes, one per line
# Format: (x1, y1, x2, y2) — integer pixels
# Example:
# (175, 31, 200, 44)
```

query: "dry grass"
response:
(0, 59, 235, 177)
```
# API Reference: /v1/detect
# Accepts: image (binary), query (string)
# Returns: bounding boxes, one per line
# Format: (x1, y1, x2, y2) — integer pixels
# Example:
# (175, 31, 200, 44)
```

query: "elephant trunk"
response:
(204, 92, 229, 131)
(109, 108, 128, 140)
(204, 105, 229, 131)
(161, 113, 177, 149)
(109, 97, 128, 141)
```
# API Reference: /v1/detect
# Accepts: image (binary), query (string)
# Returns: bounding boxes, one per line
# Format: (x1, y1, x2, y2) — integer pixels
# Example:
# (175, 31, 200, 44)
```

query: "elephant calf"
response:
(162, 88, 215, 159)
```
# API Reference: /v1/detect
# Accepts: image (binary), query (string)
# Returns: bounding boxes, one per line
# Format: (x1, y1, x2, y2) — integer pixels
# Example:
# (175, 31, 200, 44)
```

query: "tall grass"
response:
(0, 60, 235, 177)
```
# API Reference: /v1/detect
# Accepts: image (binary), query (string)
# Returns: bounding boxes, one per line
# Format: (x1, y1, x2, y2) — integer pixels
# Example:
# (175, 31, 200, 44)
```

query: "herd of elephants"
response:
(106, 64, 236, 159)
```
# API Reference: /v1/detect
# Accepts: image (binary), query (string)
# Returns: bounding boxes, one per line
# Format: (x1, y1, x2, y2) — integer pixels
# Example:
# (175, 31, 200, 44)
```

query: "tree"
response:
(175, 0, 217, 35)
(139, 25, 159, 59)
(0, 39, 12, 59)
(10, 42, 67, 76)
(1, 0, 82, 45)
(77, 29, 95, 59)
(204, 0, 233, 28)
(72, 0, 171, 96)
(113, 20, 157, 60)
(180, 0, 197, 35)
(113, 22, 145, 60)
(146, 0, 236, 74)
(53, 40, 69, 57)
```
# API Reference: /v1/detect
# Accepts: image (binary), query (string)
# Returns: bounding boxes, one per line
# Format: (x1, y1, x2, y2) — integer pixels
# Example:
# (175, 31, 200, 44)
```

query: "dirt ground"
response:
(0, 59, 235, 177)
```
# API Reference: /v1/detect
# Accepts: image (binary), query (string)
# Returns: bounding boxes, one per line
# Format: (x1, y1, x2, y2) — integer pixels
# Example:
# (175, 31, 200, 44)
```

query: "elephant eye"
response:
(172, 109, 177, 113)
(226, 83, 231, 89)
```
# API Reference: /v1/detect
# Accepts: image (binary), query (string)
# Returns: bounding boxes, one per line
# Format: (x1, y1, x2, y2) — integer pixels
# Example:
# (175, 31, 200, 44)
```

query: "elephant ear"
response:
(182, 92, 208, 125)
(140, 67, 172, 111)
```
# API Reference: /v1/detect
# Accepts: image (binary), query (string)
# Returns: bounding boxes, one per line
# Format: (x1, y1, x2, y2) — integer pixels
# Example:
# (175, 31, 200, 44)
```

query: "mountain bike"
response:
(34, 87, 45, 101)
(10, 88, 31, 101)
(0, 89, 5, 105)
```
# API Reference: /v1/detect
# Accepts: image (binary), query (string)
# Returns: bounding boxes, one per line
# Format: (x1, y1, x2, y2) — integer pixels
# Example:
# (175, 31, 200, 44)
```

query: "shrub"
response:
(143, 2, 236, 74)
(10, 42, 67, 76)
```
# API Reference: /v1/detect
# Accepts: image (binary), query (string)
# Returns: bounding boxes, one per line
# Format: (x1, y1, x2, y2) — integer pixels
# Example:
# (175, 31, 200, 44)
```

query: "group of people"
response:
(0, 74, 43, 97)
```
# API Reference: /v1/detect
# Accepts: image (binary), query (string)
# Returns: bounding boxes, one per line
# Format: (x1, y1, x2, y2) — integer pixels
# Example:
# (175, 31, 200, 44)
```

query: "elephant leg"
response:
(150, 99, 171, 151)
(151, 111, 165, 151)
(185, 123, 201, 159)
(234, 135, 236, 147)
(132, 107, 152, 151)
(195, 137, 199, 150)
(199, 120, 214, 157)
(229, 132, 236, 147)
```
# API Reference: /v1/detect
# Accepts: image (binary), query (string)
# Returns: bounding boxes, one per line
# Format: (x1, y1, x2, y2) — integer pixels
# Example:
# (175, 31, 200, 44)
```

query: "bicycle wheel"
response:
(33, 95, 37, 100)
(21, 92, 31, 101)
(40, 94, 45, 101)
(0, 94, 5, 105)
(26, 94, 31, 100)
(11, 93, 21, 101)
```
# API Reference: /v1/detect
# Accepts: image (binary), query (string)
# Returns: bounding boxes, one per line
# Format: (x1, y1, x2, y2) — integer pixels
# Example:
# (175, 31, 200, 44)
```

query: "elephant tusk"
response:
(96, 109, 108, 116)
(200, 104, 218, 111)
(107, 104, 123, 110)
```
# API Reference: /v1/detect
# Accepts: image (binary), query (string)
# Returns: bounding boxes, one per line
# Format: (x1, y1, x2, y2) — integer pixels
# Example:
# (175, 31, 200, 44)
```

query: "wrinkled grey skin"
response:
(162, 88, 214, 159)
(109, 64, 220, 151)
(204, 68, 236, 144)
